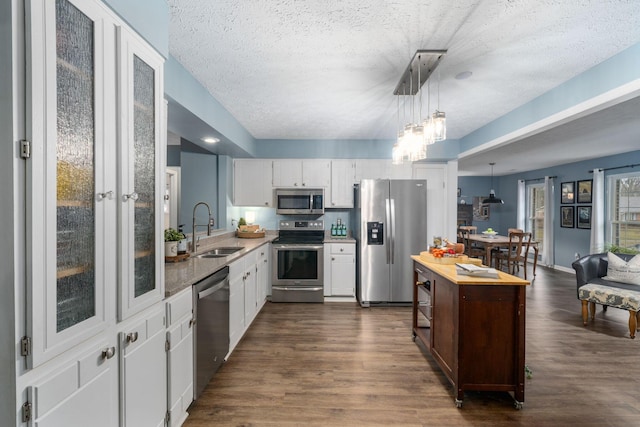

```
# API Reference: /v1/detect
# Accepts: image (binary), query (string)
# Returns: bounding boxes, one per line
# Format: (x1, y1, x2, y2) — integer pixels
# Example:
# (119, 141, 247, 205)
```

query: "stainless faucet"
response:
(192, 201, 214, 252)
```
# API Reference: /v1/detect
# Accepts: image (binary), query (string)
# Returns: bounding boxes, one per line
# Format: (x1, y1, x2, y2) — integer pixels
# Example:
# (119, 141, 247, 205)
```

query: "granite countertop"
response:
(164, 231, 277, 297)
(323, 230, 356, 243)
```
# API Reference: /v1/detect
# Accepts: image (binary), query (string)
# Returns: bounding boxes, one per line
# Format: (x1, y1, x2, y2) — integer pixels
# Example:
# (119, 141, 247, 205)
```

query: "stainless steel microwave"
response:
(275, 188, 324, 215)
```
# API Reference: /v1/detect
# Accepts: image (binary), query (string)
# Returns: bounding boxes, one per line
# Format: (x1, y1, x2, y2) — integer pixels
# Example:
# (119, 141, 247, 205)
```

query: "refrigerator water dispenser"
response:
(367, 222, 384, 245)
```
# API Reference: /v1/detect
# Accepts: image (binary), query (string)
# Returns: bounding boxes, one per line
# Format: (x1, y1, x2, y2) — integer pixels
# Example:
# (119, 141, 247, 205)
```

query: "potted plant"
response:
(164, 228, 184, 257)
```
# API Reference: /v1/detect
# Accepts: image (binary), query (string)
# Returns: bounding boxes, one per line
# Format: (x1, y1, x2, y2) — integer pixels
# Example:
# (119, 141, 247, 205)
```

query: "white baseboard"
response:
(324, 296, 357, 302)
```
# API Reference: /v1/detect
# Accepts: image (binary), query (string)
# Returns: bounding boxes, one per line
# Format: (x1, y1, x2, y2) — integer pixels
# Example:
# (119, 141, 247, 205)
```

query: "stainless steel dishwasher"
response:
(193, 266, 230, 399)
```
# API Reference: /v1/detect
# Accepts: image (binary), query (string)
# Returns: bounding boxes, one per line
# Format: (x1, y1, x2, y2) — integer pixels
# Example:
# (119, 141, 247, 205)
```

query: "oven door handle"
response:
(272, 286, 323, 292)
(273, 244, 324, 250)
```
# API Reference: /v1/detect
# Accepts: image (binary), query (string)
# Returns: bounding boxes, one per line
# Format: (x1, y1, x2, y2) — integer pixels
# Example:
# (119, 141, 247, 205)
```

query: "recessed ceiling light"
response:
(455, 71, 473, 80)
(202, 137, 220, 144)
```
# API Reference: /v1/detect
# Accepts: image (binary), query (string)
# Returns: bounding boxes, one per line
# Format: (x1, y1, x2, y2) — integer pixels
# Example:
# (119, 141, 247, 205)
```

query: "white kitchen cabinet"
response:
(329, 160, 356, 208)
(243, 250, 259, 328)
(165, 288, 193, 427)
(323, 242, 356, 297)
(355, 159, 412, 181)
(228, 245, 269, 355)
(26, 0, 116, 369)
(272, 159, 301, 187)
(25, 0, 164, 370)
(22, 0, 166, 425)
(233, 159, 273, 207)
(119, 306, 167, 427)
(273, 159, 330, 188)
(116, 24, 165, 321)
(26, 341, 119, 427)
(256, 245, 270, 306)
(228, 258, 245, 354)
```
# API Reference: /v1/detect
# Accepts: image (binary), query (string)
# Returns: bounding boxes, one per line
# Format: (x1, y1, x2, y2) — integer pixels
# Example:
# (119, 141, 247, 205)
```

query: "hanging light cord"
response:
(418, 55, 422, 122)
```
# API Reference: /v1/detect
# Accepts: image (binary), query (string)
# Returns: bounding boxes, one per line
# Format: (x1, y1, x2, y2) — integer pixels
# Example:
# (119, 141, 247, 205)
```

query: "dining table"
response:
(466, 233, 539, 274)
(466, 233, 510, 267)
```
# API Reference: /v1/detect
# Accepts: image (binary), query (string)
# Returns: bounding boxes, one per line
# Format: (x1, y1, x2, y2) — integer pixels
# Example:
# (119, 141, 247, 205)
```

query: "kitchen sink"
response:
(196, 247, 243, 258)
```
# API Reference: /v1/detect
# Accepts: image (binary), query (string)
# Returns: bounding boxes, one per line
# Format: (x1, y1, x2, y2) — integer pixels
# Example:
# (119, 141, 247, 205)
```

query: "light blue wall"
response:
(460, 43, 640, 153)
(255, 138, 460, 160)
(103, 0, 168, 57)
(456, 176, 503, 233)
(165, 56, 257, 156)
(489, 150, 640, 269)
(180, 151, 218, 234)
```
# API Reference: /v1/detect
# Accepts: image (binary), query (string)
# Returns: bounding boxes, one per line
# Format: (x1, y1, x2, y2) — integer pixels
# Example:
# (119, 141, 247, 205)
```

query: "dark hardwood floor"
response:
(185, 266, 640, 426)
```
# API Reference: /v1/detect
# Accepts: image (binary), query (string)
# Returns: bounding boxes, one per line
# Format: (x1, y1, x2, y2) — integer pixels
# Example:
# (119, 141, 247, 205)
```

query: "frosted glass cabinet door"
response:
(26, 0, 114, 367)
(117, 26, 165, 320)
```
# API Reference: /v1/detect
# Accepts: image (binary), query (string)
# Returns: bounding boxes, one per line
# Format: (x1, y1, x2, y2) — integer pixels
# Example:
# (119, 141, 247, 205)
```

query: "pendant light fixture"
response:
(432, 69, 446, 141)
(392, 50, 447, 163)
(482, 162, 504, 204)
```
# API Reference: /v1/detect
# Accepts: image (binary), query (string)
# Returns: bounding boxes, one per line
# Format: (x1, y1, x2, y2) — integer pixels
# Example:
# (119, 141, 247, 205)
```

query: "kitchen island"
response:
(411, 255, 530, 409)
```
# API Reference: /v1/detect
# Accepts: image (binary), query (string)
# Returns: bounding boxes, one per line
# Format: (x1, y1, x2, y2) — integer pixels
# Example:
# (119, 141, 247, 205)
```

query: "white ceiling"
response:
(167, 0, 640, 175)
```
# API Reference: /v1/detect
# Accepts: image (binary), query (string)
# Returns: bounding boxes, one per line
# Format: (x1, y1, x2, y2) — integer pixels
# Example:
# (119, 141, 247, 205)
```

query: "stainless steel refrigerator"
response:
(352, 179, 428, 306)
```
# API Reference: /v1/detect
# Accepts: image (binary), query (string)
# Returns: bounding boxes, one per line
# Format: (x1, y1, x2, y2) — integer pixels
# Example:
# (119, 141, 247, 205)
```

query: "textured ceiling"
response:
(167, 0, 640, 174)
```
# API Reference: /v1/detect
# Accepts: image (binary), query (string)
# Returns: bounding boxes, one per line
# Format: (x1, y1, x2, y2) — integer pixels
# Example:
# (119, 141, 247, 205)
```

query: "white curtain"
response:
(590, 168, 605, 254)
(542, 176, 555, 266)
(517, 179, 526, 230)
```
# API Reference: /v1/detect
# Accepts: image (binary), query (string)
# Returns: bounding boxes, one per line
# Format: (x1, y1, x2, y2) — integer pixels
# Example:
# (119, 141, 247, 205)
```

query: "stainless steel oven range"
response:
(271, 220, 324, 303)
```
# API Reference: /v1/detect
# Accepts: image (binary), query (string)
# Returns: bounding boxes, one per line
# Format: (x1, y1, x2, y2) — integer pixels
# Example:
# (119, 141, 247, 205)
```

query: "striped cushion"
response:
(578, 283, 640, 312)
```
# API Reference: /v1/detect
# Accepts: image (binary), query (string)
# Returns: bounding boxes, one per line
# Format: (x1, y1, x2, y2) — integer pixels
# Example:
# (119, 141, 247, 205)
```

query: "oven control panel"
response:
(278, 219, 324, 231)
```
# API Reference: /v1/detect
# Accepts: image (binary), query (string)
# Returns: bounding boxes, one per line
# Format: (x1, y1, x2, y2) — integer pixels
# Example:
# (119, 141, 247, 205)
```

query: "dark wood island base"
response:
(411, 256, 530, 409)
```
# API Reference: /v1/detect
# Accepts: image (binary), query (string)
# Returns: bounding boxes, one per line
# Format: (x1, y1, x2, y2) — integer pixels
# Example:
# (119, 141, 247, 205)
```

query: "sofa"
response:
(572, 252, 640, 338)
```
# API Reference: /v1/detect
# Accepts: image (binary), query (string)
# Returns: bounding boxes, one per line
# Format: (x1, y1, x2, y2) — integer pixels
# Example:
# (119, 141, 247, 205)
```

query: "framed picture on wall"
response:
(561, 206, 574, 228)
(577, 206, 592, 229)
(561, 181, 575, 204)
(577, 179, 593, 203)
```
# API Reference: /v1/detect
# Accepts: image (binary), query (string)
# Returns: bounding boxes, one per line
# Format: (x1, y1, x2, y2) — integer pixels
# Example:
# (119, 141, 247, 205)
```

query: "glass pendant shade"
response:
(423, 117, 435, 145)
(432, 110, 446, 141)
(392, 143, 402, 164)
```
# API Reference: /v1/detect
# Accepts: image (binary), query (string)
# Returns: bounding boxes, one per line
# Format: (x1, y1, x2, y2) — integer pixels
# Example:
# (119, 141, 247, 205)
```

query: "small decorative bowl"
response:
(482, 231, 497, 236)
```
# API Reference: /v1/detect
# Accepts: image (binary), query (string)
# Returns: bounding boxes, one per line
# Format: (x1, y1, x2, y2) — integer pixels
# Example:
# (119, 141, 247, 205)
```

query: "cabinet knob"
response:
(96, 191, 113, 201)
(189, 318, 196, 328)
(340, 248, 344, 252)
(332, 257, 335, 261)
(122, 192, 139, 202)
(101, 347, 116, 360)
(264, 202, 269, 206)
(126, 332, 139, 343)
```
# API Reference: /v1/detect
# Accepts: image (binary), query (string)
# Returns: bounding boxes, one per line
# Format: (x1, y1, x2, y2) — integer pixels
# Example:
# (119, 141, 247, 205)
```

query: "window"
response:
(527, 183, 545, 253)
(608, 173, 640, 251)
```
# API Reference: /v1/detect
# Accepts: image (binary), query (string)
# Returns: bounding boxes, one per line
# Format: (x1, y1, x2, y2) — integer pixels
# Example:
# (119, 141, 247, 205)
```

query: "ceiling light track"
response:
(393, 50, 447, 96)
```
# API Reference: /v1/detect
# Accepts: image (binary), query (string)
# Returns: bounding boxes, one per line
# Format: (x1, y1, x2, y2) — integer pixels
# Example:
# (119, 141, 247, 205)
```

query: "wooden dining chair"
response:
(495, 231, 532, 279)
(459, 226, 485, 263)
(506, 228, 539, 276)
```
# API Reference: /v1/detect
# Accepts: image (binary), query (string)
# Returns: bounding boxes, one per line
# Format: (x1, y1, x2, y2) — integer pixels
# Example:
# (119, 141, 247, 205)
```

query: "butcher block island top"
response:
(411, 255, 530, 286)
(411, 256, 529, 409)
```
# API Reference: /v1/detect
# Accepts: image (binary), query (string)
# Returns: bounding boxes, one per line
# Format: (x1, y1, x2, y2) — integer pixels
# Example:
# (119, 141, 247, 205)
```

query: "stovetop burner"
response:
(273, 219, 325, 244)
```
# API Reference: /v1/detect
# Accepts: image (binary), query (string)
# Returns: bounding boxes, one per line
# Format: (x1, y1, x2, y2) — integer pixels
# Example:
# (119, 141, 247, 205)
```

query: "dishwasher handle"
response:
(198, 280, 227, 299)
(193, 266, 230, 298)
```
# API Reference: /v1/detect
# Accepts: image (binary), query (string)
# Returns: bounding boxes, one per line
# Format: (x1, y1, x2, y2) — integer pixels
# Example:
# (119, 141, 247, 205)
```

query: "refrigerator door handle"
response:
(385, 198, 391, 264)
(390, 198, 396, 264)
